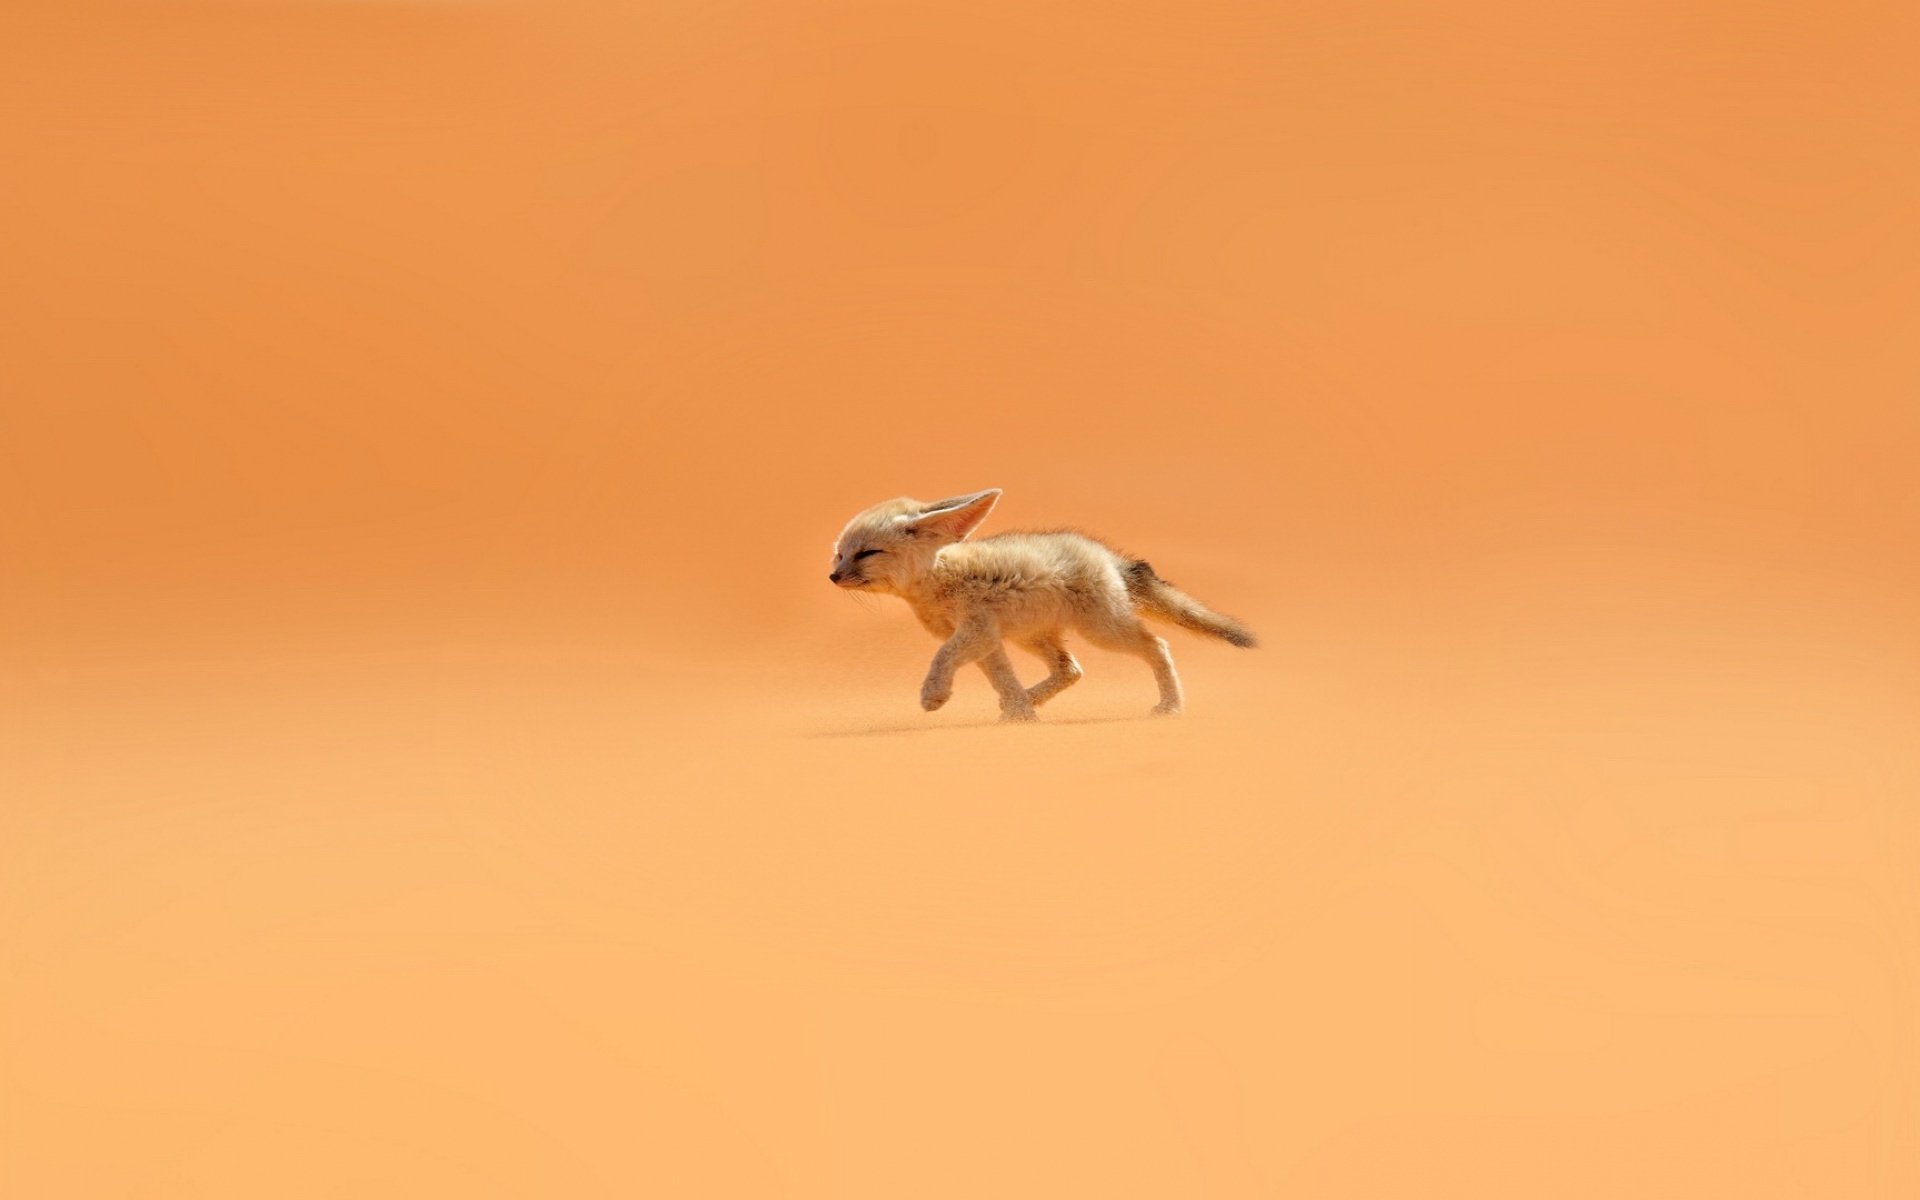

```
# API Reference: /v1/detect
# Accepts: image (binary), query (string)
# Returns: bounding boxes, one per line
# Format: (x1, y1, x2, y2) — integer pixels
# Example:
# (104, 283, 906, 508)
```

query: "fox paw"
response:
(921, 686, 951, 712)
(999, 707, 1038, 723)
(1150, 702, 1183, 717)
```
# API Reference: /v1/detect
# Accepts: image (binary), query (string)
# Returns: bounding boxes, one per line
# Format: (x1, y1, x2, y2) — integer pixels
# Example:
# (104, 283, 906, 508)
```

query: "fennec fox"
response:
(829, 488, 1255, 721)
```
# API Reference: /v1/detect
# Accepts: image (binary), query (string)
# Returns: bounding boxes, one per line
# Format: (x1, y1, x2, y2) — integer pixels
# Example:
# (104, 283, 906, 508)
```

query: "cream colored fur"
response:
(829, 489, 1256, 721)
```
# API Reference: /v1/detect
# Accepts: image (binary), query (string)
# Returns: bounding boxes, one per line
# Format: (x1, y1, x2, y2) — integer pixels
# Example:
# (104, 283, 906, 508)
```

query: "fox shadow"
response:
(807, 713, 1157, 739)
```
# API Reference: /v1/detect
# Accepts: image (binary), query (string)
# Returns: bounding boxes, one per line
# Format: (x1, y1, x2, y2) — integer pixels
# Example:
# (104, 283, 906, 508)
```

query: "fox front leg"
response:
(919, 618, 996, 712)
(977, 647, 1038, 722)
(920, 667, 953, 711)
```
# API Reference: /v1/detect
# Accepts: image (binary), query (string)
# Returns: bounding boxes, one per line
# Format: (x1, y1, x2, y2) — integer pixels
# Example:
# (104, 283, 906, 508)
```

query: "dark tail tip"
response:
(1225, 628, 1258, 649)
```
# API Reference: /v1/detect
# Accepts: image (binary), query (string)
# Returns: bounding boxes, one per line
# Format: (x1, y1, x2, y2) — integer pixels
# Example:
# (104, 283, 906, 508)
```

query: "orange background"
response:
(5, 1, 1918, 1195)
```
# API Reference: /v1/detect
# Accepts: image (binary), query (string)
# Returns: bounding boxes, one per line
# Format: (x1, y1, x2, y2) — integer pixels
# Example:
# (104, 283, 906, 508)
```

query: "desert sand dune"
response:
(5, 0, 1919, 1195)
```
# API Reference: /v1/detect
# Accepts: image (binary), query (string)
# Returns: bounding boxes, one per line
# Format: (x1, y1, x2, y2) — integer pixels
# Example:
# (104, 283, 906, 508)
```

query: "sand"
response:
(6, 1, 1920, 1195)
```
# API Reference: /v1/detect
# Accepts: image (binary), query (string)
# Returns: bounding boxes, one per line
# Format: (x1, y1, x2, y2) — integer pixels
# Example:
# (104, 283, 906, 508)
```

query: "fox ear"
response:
(908, 488, 1001, 539)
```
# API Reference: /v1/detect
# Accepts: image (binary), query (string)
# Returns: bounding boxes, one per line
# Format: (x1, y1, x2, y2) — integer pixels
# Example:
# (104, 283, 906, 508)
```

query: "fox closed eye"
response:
(853, 549, 885, 560)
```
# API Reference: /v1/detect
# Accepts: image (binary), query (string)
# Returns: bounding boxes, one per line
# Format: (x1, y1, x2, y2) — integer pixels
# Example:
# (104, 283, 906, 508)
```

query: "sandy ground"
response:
(10, 573, 1918, 1196)
(6, 0, 1920, 1194)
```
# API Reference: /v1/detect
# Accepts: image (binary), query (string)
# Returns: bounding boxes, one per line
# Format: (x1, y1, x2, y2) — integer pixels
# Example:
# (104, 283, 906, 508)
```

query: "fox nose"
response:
(828, 570, 843, 583)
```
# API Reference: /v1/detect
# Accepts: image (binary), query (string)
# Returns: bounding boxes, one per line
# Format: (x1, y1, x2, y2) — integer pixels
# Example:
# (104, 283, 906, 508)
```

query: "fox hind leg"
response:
(1020, 635, 1083, 707)
(1080, 615, 1184, 715)
(1139, 633, 1184, 715)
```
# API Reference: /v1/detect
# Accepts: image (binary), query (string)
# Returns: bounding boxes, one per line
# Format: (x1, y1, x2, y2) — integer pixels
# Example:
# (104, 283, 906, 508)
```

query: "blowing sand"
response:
(7, 0, 1920, 1193)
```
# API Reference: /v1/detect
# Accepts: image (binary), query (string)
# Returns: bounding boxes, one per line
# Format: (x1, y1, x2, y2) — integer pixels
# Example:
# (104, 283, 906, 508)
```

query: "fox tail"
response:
(1123, 560, 1257, 648)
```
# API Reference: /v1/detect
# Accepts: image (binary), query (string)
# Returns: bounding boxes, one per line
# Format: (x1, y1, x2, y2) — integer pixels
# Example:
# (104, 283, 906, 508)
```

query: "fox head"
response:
(829, 488, 1001, 593)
